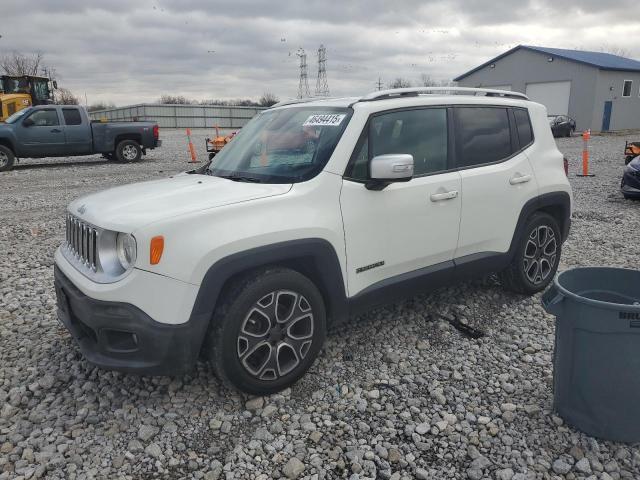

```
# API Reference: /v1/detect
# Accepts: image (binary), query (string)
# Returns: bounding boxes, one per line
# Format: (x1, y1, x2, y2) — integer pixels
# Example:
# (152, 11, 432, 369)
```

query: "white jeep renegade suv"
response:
(54, 87, 572, 394)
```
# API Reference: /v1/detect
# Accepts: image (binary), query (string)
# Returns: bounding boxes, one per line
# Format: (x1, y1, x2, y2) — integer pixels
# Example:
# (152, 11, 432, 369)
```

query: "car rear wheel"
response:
(206, 268, 327, 395)
(500, 212, 561, 295)
(0, 145, 15, 172)
(115, 140, 142, 162)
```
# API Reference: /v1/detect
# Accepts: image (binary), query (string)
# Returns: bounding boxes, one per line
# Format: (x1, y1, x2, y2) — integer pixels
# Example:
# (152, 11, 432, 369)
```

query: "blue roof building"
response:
(455, 45, 640, 132)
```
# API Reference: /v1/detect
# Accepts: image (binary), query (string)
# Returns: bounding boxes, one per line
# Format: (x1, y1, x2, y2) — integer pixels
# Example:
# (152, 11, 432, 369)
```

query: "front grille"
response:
(66, 214, 98, 271)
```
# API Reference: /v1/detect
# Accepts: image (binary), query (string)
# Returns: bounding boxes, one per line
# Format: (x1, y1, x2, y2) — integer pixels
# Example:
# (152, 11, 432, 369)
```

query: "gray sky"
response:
(2, 0, 639, 106)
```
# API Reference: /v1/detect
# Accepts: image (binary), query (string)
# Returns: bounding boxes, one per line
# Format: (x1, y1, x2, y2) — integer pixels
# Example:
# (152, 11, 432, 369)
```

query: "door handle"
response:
(51, 128, 62, 133)
(430, 190, 458, 202)
(509, 174, 531, 185)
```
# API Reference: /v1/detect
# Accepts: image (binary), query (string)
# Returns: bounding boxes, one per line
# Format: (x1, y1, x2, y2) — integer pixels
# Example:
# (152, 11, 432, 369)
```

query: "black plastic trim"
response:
(54, 265, 202, 375)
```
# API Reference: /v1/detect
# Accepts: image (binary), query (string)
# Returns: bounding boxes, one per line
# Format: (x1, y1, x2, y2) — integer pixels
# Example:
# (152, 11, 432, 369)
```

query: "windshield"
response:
(208, 106, 352, 183)
(4, 108, 31, 124)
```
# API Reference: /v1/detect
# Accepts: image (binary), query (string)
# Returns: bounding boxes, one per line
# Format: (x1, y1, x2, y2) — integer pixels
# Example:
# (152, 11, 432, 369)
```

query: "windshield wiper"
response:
(216, 173, 262, 183)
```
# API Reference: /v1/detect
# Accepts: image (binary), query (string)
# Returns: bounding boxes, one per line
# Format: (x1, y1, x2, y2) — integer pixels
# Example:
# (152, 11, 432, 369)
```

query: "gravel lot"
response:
(1, 129, 639, 480)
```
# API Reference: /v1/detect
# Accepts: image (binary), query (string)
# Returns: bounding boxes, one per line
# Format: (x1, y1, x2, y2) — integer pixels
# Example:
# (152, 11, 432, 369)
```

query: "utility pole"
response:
(376, 77, 384, 91)
(296, 48, 310, 99)
(315, 44, 329, 96)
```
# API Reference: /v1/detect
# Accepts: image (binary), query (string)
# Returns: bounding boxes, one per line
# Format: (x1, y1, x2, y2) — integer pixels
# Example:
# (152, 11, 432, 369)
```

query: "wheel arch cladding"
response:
(115, 133, 142, 147)
(0, 139, 15, 153)
(509, 192, 571, 258)
(189, 238, 348, 352)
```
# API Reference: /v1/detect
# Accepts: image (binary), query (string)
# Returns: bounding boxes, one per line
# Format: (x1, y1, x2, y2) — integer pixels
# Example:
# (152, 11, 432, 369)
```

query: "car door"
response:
(61, 107, 92, 154)
(17, 108, 66, 156)
(340, 107, 462, 297)
(454, 106, 538, 262)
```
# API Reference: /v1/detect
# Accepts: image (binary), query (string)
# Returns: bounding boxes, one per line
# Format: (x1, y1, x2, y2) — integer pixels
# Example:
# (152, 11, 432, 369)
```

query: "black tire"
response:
(115, 140, 142, 162)
(566, 128, 572, 138)
(0, 145, 16, 172)
(499, 212, 562, 295)
(206, 268, 326, 395)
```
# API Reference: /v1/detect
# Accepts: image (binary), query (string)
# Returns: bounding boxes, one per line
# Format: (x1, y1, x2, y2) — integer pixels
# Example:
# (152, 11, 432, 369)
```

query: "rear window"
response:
(455, 107, 513, 168)
(63, 108, 82, 126)
(513, 109, 533, 147)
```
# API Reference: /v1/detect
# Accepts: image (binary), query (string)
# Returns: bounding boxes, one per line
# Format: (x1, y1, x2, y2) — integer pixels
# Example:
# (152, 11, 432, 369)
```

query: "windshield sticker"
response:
(303, 114, 346, 127)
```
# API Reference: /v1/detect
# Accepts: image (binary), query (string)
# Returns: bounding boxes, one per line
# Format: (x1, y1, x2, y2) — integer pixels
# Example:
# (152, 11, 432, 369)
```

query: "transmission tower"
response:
(315, 44, 330, 96)
(296, 48, 310, 99)
(376, 77, 384, 91)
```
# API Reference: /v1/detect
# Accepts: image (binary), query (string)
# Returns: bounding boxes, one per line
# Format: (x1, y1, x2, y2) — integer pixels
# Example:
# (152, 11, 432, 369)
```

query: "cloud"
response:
(1, 0, 638, 105)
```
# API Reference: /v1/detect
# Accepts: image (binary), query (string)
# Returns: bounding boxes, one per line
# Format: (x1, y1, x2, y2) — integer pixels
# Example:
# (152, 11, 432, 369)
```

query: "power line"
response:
(315, 44, 329, 96)
(296, 48, 310, 99)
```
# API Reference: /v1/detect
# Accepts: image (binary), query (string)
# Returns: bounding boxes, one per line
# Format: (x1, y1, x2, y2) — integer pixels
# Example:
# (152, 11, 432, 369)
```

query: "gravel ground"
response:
(1, 129, 639, 480)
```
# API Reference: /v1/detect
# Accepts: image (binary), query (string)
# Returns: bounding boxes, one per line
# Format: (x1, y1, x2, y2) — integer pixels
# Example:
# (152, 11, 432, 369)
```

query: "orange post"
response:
(577, 130, 594, 177)
(186, 128, 199, 163)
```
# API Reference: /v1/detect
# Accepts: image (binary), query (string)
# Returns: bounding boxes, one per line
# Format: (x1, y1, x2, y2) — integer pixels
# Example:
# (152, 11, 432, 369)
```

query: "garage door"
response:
(525, 81, 571, 116)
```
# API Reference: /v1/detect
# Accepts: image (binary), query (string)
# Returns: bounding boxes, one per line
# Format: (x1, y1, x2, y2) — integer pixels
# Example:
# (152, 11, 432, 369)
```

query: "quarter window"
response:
(513, 109, 534, 147)
(26, 109, 59, 127)
(63, 108, 82, 125)
(348, 108, 448, 180)
(623, 80, 632, 97)
(454, 107, 513, 168)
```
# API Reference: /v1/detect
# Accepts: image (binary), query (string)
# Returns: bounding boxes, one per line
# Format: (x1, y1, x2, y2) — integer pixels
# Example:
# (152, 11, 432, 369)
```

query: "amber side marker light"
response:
(150, 236, 164, 265)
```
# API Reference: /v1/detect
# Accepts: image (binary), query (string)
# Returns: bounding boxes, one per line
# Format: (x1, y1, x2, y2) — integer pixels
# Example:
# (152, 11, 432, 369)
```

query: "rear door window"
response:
(62, 108, 83, 126)
(454, 107, 513, 168)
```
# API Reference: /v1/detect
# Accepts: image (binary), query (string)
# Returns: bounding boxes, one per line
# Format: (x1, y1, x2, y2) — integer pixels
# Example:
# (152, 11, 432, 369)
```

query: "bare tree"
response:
(389, 77, 412, 89)
(600, 44, 632, 58)
(258, 92, 279, 107)
(419, 74, 438, 87)
(0, 51, 45, 76)
(158, 95, 194, 104)
(88, 101, 116, 112)
(56, 88, 79, 105)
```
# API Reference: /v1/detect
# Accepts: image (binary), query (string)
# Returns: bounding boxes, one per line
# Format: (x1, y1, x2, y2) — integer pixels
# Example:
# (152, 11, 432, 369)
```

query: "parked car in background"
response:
(548, 115, 576, 138)
(0, 105, 161, 171)
(621, 155, 640, 199)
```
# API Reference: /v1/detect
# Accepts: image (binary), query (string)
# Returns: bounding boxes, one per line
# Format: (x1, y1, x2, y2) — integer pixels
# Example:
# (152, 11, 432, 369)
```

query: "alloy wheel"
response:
(0, 151, 8, 168)
(237, 290, 314, 381)
(523, 225, 557, 285)
(122, 144, 138, 160)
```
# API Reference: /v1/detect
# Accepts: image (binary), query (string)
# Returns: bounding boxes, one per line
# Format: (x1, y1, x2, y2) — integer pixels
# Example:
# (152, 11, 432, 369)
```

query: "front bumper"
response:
(621, 170, 640, 198)
(54, 266, 205, 375)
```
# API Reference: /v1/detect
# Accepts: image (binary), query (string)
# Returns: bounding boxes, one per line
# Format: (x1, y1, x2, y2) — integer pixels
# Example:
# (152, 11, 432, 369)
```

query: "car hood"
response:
(68, 174, 292, 232)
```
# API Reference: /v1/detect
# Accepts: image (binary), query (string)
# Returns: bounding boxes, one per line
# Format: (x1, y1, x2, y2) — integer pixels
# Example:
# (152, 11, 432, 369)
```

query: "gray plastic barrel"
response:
(542, 267, 640, 442)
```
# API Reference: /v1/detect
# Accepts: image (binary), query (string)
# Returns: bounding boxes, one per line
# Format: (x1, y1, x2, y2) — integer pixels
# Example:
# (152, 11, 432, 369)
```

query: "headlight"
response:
(116, 233, 137, 270)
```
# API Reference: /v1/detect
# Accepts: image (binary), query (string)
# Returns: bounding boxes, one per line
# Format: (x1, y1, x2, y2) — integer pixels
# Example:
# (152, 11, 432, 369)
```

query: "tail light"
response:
(563, 156, 569, 176)
(153, 124, 159, 139)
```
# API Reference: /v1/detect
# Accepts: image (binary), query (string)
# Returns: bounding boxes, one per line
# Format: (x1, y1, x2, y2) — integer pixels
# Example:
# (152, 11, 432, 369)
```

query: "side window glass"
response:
(349, 135, 369, 180)
(26, 109, 59, 127)
(455, 107, 512, 167)
(348, 108, 448, 180)
(63, 108, 82, 126)
(513, 109, 533, 147)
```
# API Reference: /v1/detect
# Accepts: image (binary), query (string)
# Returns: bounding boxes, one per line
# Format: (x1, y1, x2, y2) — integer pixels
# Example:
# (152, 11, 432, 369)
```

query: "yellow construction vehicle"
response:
(0, 75, 54, 122)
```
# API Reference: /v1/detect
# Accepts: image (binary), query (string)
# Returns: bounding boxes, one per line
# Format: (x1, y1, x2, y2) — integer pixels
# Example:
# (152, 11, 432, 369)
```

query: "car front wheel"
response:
(500, 212, 562, 294)
(206, 268, 327, 395)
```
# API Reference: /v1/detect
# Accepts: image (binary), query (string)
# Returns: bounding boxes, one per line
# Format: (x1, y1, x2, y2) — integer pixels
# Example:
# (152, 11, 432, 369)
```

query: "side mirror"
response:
(366, 154, 414, 191)
(23, 118, 34, 127)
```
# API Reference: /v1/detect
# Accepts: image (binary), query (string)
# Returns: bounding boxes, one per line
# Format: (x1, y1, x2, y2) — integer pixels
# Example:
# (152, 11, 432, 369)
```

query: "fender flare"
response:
(187, 238, 348, 348)
(508, 191, 571, 258)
